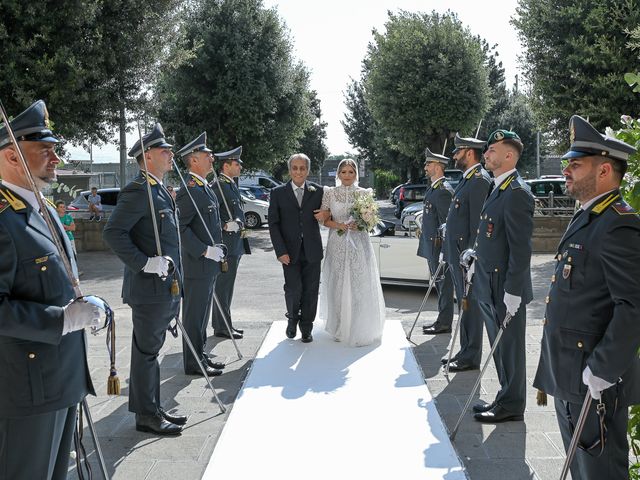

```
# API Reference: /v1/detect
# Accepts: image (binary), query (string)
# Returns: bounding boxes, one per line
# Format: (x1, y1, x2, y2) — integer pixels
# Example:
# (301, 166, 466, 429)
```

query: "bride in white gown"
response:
(319, 158, 386, 347)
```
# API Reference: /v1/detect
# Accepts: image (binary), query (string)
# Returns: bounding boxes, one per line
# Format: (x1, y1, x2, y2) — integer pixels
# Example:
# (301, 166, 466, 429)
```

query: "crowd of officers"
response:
(417, 118, 640, 479)
(0, 101, 249, 479)
(0, 98, 639, 479)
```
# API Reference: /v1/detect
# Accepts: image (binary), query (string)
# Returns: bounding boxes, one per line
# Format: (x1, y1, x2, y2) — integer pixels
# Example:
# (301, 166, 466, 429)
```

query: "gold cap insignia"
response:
(570, 124, 575, 144)
(43, 105, 51, 130)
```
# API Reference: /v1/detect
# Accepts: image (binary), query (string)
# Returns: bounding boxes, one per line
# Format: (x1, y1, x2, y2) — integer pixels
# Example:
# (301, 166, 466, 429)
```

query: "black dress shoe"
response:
(185, 365, 223, 377)
(301, 333, 313, 343)
(205, 357, 226, 370)
(472, 401, 496, 413)
(233, 327, 244, 335)
(446, 360, 479, 372)
(286, 320, 297, 339)
(159, 408, 188, 426)
(474, 405, 524, 423)
(136, 413, 183, 435)
(422, 322, 452, 335)
(441, 354, 459, 365)
(215, 330, 243, 339)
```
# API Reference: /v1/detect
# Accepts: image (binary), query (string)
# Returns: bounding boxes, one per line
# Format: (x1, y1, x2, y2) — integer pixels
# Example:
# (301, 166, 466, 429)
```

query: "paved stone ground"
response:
(67, 203, 577, 480)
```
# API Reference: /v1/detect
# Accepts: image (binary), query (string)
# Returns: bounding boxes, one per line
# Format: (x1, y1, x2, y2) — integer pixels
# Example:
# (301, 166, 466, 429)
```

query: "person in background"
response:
(87, 186, 103, 221)
(167, 185, 177, 200)
(56, 200, 76, 254)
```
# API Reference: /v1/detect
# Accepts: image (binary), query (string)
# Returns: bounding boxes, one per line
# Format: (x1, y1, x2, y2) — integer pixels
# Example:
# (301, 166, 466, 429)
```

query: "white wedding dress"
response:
(319, 185, 386, 347)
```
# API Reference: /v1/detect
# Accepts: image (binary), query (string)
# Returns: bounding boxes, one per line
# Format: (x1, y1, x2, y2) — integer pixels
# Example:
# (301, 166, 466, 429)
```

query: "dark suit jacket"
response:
(534, 191, 640, 405)
(268, 181, 324, 264)
(211, 174, 244, 257)
(0, 185, 93, 417)
(443, 164, 492, 264)
(103, 172, 181, 304)
(472, 171, 534, 305)
(417, 178, 453, 260)
(177, 174, 223, 279)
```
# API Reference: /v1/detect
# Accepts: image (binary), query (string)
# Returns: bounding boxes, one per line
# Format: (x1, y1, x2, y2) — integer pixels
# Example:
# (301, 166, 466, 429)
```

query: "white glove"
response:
(225, 221, 240, 233)
(438, 252, 444, 263)
(205, 245, 225, 262)
(143, 256, 170, 278)
(63, 298, 101, 335)
(582, 366, 615, 400)
(503, 292, 521, 316)
(466, 261, 475, 282)
(438, 223, 446, 240)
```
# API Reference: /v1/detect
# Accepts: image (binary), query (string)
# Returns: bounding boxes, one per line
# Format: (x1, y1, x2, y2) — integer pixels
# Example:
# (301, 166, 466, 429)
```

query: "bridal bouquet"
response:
(338, 190, 379, 235)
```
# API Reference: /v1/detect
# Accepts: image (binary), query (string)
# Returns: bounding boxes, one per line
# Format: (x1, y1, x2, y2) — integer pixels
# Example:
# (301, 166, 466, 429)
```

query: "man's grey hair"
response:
(288, 153, 311, 171)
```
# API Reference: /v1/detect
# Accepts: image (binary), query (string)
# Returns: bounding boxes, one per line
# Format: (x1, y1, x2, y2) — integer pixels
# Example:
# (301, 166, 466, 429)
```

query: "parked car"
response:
(369, 220, 430, 286)
(525, 176, 567, 198)
(525, 176, 574, 215)
(239, 174, 282, 190)
(390, 169, 461, 215)
(394, 184, 426, 218)
(400, 202, 423, 230)
(239, 189, 269, 228)
(67, 187, 120, 219)
(241, 184, 270, 202)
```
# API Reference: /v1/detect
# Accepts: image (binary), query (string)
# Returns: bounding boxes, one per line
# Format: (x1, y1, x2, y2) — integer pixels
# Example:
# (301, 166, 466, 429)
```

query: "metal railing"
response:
(533, 192, 577, 216)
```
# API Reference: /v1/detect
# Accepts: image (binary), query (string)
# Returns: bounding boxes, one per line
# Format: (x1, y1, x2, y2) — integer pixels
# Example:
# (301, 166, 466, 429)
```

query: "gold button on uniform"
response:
(557, 254, 562, 261)
(577, 341, 583, 349)
(545, 296, 550, 304)
(551, 274, 556, 282)
(543, 317, 548, 325)
(494, 268, 499, 272)
(41, 266, 47, 271)
(28, 353, 36, 359)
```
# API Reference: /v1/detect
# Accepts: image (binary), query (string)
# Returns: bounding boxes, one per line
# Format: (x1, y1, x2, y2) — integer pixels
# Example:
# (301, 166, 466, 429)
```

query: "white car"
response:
(240, 188, 269, 228)
(400, 202, 423, 230)
(369, 221, 430, 286)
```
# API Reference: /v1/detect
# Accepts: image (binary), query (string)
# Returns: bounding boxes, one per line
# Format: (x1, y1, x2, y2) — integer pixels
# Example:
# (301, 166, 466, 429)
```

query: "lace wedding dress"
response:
(319, 185, 386, 347)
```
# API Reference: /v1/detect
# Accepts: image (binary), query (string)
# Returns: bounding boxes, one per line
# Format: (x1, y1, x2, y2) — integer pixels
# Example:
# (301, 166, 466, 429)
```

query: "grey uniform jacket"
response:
(211, 174, 244, 257)
(268, 181, 324, 264)
(442, 164, 492, 264)
(417, 178, 454, 260)
(471, 172, 534, 305)
(534, 191, 640, 406)
(103, 172, 181, 304)
(0, 185, 93, 417)
(177, 174, 223, 279)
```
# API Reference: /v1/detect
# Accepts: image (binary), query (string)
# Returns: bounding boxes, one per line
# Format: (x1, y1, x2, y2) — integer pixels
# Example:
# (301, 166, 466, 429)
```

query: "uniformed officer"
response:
(470, 129, 534, 422)
(533, 116, 640, 479)
(175, 133, 226, 377)
(210, 146, 245, 339)
(0, 100, 101, 479)
(103, 123, 186, 435)
(440, 133, 492, 373)
(417, 148, 455, 334)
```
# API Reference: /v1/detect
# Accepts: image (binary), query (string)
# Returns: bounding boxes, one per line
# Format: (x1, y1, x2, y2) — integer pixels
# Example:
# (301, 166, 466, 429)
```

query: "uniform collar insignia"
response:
(591, 193, 620, 214)
(499, 174, 516, 191)
(0, 187, 27, 211)
(190, 174, 204, 186)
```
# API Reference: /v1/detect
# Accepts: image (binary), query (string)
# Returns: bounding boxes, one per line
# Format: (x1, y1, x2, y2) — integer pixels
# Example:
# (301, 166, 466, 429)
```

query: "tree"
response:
(476, 41, 510, 140)
(296, 90, 329, 173)
(512, 0, 640, 145)
(364, 10, 491, 167)
(0, 1, 111, 145)
(157, 0, 313, 173)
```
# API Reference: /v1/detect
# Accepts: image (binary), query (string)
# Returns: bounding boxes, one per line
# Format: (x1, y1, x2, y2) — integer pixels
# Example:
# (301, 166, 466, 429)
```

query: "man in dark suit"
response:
(103, 123, 186, 435)
(440, 133, 491, 372)
(417, 148, 455, 333)
(534, 116, 639, 479)
(175, 132, 226, 377)
(210, 147, 245, 340)
(0, 100, 101, 479)
(268, 153, 325, 342)
(470, 129, 534, 423)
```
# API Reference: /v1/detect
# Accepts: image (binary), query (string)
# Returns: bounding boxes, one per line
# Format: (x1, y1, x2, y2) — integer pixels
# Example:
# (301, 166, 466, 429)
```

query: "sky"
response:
(68, 0, 523, 162)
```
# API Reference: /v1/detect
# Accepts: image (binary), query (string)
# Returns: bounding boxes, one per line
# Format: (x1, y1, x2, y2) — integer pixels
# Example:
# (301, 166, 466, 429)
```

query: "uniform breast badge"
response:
(562, 263, 572, 279)
(486, 222, 494, 238)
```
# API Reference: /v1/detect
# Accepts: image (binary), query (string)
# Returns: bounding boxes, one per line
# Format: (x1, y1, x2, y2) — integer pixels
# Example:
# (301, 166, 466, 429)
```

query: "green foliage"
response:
(611, 115, 640, 210)
(373, 169, 401, 200)
(512, 0, 640, 146)
(364, 10, 490, 163)
(157, 0, 314, 173)
(631, 404, 640, 480)
(297, 90, 329, 172)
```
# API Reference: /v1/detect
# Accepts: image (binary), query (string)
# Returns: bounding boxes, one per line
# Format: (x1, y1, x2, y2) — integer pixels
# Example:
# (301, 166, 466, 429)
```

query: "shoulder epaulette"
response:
(592, 193, 620, 215)
(0, 188, 27, 212)
(510, 176, 526, 190)
(220, 175, 231, 184)
(133, 173, 158, 186)
(611, 200, 637, 215)
(432, 179, 444, 189)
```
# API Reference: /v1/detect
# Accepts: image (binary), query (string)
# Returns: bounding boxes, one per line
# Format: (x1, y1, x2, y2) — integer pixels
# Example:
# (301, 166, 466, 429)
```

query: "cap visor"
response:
(561, 150, 590, 160)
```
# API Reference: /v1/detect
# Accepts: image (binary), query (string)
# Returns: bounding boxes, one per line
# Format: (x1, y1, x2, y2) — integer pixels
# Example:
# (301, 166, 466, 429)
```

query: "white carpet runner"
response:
(203, 321, 465, 479)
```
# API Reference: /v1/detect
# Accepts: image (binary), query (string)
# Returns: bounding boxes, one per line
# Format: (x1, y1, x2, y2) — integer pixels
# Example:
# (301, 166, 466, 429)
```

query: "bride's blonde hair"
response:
(336, 158, 359, 186)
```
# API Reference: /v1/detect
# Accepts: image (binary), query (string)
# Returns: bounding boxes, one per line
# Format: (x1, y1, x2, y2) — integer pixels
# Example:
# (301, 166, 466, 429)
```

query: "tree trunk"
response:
(119, 105, 127, 187)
